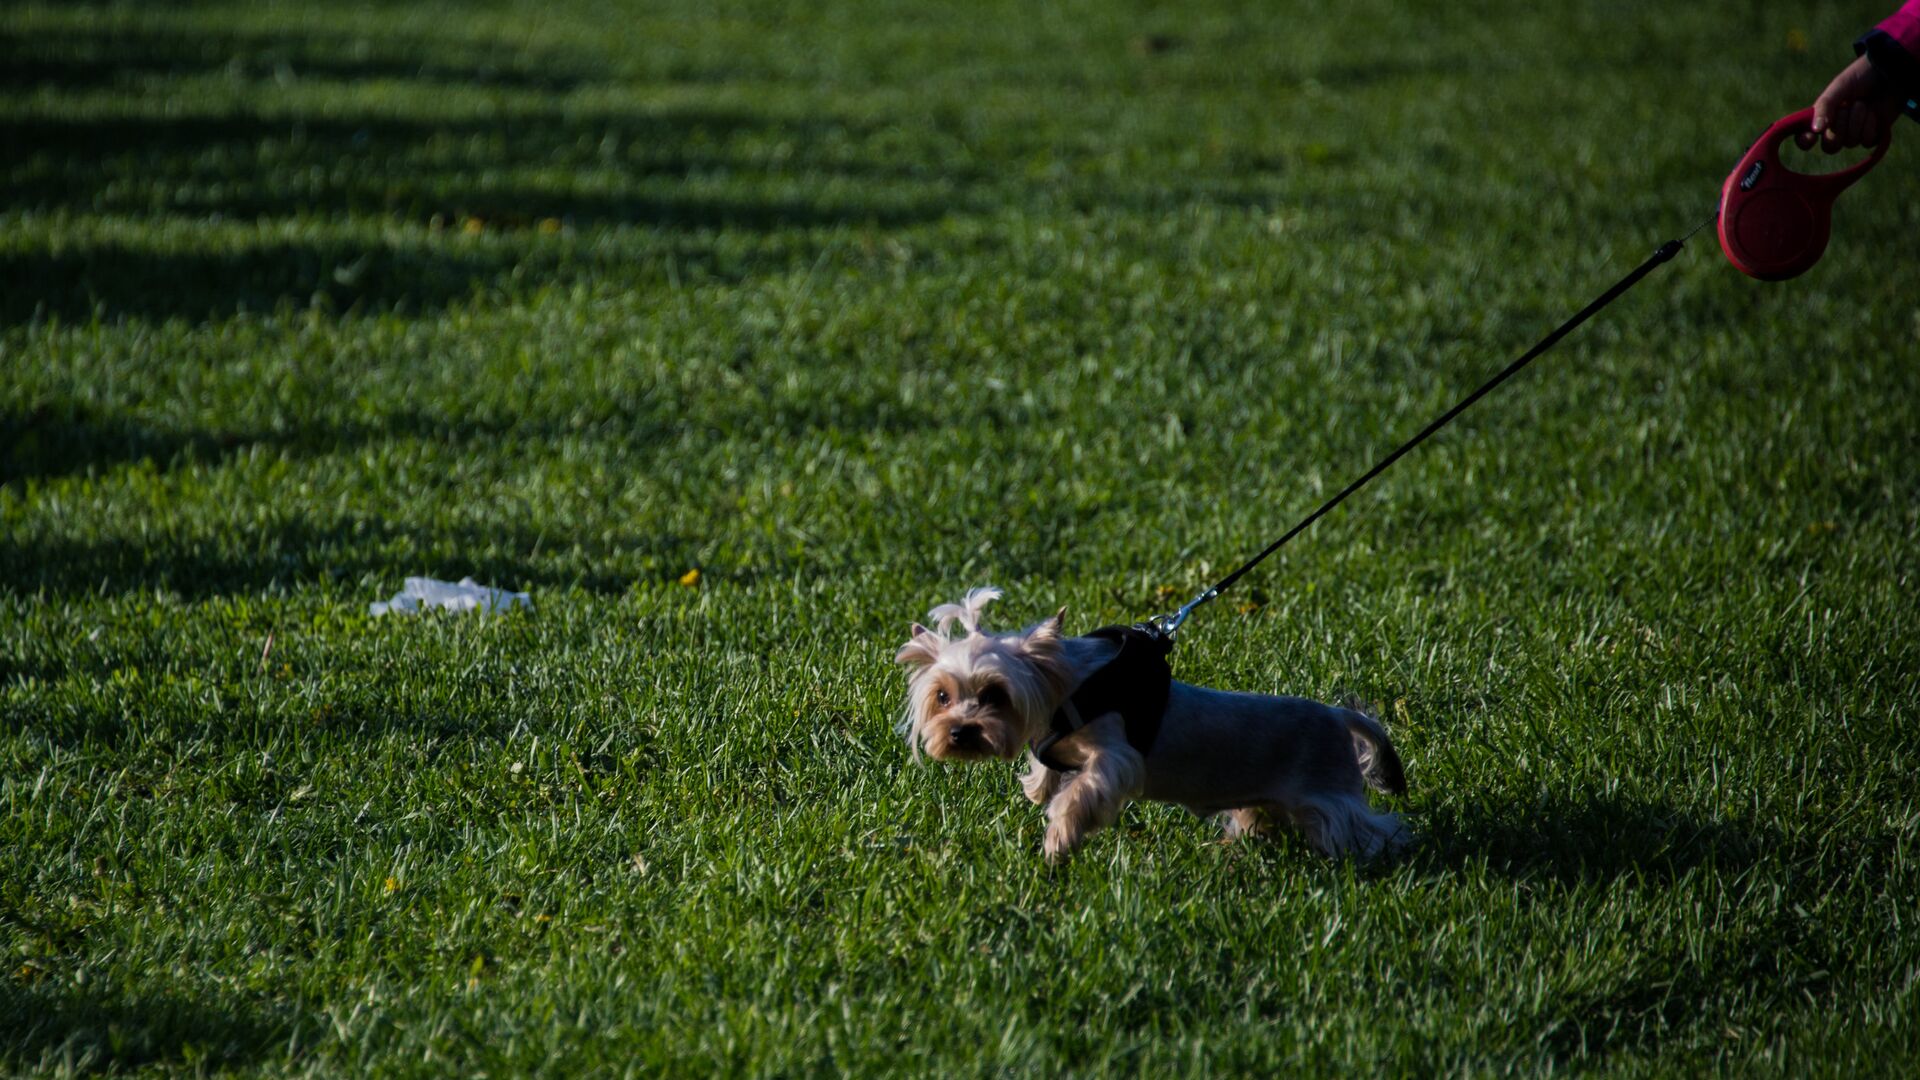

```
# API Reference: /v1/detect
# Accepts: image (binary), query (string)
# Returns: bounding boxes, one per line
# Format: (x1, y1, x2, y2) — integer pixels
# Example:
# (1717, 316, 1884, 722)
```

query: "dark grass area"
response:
(4, 0, 1918, 1074)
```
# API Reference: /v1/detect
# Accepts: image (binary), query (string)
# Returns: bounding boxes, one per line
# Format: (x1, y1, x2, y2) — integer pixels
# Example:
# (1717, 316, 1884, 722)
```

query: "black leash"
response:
(1153, 214, 1718, 638)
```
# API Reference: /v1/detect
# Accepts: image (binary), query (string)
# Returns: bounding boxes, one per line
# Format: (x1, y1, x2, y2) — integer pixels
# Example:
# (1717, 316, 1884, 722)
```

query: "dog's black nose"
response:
(950, 723, 982, 748)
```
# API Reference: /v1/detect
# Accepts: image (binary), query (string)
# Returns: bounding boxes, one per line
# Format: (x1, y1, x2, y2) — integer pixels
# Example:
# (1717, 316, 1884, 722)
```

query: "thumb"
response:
(1811, 67, 1857, 133)
(1800, 88, 1837, 149)
(1798, 95, 1831, 148)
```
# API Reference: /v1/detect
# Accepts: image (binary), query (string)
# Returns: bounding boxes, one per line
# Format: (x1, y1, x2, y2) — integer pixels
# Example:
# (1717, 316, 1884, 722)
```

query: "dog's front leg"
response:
(1019, 752, 1062, 805)
(1040, 716, 1143, 863)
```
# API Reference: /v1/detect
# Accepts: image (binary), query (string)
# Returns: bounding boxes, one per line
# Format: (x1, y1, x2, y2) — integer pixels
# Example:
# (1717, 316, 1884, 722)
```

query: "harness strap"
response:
(1030, 624, 1174, 772)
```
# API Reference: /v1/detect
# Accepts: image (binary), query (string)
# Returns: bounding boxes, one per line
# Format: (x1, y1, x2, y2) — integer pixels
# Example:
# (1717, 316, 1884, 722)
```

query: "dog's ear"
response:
(1021, 607, 1072, 697)
(1026, 606, 1067, 645)
(894, 622, 942, 668)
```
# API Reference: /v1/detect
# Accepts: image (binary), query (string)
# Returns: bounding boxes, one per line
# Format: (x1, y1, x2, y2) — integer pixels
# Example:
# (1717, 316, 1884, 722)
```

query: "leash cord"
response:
(1155, 214, 1716, 637)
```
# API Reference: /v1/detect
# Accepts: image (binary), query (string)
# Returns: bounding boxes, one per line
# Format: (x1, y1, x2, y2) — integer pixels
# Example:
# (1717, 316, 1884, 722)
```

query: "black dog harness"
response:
(1029, 624, 1175, 772)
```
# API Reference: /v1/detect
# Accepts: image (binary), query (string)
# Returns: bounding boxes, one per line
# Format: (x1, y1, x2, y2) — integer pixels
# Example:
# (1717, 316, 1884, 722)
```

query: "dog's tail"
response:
(1340, 700, 1407, 796)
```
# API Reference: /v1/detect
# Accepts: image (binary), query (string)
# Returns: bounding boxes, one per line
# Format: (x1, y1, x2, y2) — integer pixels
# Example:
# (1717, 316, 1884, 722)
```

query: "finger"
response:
(1811, 75, 1848, 133)
(1862, 108, 1881, 148)
(1810, 94, 1831, 136)
(1796, 130, 1818, 150)
(1822, 103, 1858, 153)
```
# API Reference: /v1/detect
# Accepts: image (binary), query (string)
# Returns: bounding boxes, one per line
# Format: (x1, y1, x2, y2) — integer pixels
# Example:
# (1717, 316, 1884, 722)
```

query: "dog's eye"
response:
(978, 685, 1009, 709)
(935, 688, 950, 707)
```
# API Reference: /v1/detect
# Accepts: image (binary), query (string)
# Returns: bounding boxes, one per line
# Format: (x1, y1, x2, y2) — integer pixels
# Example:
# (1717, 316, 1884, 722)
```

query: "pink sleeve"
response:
(1882, 1, 1920, 53)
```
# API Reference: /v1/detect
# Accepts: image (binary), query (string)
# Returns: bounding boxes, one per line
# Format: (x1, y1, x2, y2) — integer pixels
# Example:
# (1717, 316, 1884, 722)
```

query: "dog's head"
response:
(894, 587, 1068, 762)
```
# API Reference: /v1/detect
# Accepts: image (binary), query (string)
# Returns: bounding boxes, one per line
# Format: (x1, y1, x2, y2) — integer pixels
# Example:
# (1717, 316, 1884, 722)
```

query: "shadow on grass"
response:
(13, 686, 599, 756)
(1, 509, 704, 599)
(0, 400, 682, 486)
(3, 370, 944, 486)
(1378, 792, 1832, 1062)
(1213, 791, 1836, 1068)
(1, 239, 587, 326)
(1534, 904, 1834, 1064)
(1, 23, 966, 323)
(2, 373, 944, 601)
(1, 23, 610, 92)
(0, 983, 301, 1075)
(1401, 789, 1779, 886)
(0, 111, 955, 221)
(0, 106, 960, 205)
(0, 147, 952, 325)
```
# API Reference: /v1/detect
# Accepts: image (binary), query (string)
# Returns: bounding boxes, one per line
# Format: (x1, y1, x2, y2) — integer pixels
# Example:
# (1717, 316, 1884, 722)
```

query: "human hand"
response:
(1797, 55, 1903, 152)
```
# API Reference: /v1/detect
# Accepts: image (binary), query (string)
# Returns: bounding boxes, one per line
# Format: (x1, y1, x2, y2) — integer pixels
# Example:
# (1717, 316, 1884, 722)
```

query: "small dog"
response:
(895, 587, 1409, 863)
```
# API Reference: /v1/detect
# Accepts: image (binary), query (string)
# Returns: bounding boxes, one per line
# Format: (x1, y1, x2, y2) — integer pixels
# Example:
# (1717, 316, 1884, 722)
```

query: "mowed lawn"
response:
(4, 0, 1918, 1074)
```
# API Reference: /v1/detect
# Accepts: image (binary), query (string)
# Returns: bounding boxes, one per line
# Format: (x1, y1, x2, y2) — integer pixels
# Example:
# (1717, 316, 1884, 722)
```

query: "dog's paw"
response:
(1042, 821, 1081, 864)
(1219, 807, 1269, 842)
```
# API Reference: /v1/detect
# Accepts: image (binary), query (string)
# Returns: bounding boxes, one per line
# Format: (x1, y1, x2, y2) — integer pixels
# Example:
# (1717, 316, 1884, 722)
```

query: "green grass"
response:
(4, 0, 1918, 1073)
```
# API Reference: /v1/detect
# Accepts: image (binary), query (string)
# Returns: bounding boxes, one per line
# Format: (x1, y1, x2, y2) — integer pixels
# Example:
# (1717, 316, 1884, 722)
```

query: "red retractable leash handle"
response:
(1718, 106, 1893, 280)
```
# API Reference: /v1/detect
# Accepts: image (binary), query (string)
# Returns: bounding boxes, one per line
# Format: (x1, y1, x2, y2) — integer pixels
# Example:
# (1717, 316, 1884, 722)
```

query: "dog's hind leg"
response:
(1284, 793, 1409, 859)
(1340, 701, 1408, 795)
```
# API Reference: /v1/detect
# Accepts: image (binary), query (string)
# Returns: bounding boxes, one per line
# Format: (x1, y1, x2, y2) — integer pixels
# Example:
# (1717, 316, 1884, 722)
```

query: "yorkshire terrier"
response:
(895, 587, 1408, 863)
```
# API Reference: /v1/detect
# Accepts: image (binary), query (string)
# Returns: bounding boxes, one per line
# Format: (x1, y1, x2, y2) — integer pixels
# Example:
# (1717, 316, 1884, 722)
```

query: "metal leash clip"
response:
(1150, 587, 1217, 638)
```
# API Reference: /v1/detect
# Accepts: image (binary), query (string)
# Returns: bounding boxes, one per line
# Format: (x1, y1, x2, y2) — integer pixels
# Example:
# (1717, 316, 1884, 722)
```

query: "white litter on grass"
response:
(370, 576, 532, 616)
